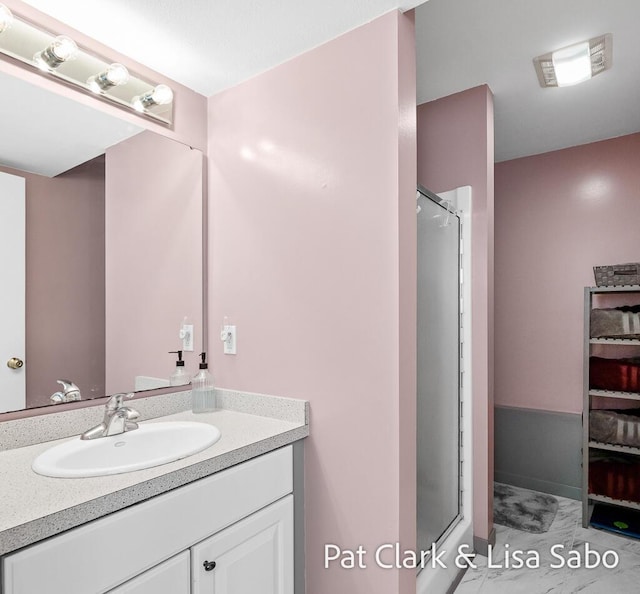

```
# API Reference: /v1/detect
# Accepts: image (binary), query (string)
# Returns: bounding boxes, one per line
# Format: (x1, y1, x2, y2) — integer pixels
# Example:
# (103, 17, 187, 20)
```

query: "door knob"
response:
(7, 357, 24, 369)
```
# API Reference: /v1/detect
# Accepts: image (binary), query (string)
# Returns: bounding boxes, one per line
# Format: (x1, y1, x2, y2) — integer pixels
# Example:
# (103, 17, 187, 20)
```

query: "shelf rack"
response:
(583, 285, 640, 529)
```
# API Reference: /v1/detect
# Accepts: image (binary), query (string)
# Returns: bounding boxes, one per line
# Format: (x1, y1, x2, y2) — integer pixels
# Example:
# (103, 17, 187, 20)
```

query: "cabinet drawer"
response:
(3, 446, 292, 594)
(108, 551, 190, 594)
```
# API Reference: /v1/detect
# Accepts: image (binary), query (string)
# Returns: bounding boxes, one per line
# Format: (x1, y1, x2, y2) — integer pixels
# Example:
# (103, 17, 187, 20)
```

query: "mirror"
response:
(0, 68, 204, 415)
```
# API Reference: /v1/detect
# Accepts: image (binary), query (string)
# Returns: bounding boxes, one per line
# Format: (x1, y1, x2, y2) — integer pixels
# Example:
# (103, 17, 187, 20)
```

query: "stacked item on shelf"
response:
(591, 305, 640, 339)
(594, 263, 640, 288)
(590, 503, 640, 539)
(589, 454, 640, 504)
(590, 356, 640, 392)
(590, 409, 640, 447)
(590, 304, 640, 391)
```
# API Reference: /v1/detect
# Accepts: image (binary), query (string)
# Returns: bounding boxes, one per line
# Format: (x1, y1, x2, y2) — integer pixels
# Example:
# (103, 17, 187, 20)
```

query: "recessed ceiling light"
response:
(533, 34, 612, 88)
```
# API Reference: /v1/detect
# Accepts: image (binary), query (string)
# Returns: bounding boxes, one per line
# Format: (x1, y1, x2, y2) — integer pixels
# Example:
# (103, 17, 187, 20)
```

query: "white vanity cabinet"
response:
(2, 446, 294, 594)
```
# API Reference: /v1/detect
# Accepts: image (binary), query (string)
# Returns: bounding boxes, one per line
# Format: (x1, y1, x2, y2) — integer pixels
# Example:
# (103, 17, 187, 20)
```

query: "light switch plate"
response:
(222, 325, 236, 355)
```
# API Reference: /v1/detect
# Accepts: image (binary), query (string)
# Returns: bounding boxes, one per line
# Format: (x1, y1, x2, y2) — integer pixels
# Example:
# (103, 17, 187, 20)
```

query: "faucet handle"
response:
(119, 407, 140, 421)
(105, 392, 134, 411)
(57, 379, 79, 392)
(50, 379, 81, 403)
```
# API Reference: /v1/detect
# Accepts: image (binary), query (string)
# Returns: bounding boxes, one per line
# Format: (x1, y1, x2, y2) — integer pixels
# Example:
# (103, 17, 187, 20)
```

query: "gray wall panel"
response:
(494, 406, 582, 500)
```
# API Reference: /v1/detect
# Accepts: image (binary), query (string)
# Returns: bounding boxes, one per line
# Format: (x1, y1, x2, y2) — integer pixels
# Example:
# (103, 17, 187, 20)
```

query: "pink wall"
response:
(208, 11, 417, 594)
(397, 12, 418, 594)
(105, 131, 203, 393)
(417, 86, 495, 544)
(0, 158, 106, 408)
(495, 132, 640, 414)
(2, 0, 207, 152)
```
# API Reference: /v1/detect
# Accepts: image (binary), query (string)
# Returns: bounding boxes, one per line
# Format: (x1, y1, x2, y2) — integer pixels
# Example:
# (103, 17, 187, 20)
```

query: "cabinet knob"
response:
(203, 560, 217, 572)
(7, 357, 24, 369)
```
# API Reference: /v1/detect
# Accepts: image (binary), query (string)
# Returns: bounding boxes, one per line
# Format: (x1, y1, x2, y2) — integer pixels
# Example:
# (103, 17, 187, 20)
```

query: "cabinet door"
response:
(108, 551, 190, 594)
(191, 495, 293, 594)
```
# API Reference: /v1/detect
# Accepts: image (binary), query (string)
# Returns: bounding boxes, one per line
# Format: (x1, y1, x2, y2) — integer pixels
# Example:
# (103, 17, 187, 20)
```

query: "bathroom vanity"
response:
(0, 390, 308, 594)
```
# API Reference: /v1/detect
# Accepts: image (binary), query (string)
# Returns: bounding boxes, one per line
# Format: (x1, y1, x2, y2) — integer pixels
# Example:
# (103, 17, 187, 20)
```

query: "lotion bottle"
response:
(169, 350, 189, 386)
(192, 352, 216, 413)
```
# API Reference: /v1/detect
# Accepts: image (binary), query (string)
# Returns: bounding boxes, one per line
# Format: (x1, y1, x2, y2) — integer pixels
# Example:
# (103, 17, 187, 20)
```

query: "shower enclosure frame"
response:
(416, 185, 473, 594)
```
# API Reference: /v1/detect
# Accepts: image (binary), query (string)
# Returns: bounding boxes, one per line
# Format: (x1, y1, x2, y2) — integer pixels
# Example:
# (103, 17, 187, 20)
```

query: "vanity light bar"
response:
(0, 4, 173, 124)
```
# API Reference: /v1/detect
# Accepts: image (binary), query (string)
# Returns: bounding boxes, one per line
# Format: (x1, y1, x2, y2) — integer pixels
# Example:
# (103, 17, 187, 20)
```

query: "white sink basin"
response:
(32, 421, 221, 478)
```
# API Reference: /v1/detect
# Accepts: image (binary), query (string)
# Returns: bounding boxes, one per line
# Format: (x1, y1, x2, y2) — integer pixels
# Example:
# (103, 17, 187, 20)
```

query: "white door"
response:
(191, 496, 294, 594)
(0, 172, 26, 413)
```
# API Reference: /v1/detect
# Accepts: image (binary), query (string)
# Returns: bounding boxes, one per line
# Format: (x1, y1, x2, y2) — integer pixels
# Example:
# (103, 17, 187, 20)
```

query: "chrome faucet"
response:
(81, 393, 140, 440)
(50, 379, 82, 404)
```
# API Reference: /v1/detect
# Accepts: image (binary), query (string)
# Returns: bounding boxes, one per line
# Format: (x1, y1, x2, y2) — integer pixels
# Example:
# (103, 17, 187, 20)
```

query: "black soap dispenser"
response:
(169, 350, 189, 386)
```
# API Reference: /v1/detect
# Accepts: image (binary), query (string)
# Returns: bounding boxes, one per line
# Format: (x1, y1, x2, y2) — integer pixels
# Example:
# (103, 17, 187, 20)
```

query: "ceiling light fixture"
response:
(0, 7, 173, 124)
(88, 63, 130, 93)
(533, 34, 612, 88)
(0, 3, 13, 33)
(552, 41, 591, 86)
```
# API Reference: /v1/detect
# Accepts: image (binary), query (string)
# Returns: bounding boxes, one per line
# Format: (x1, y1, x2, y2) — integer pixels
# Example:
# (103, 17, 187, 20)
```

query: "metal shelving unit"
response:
(588, 441, 640, 455)
(583, 285, 640, 529)
(588, 494, 640, 512)
(590, 338, 640, 345)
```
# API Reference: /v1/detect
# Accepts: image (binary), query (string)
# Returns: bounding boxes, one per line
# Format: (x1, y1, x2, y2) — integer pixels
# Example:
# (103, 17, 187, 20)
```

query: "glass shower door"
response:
(416, 188, 461, 554)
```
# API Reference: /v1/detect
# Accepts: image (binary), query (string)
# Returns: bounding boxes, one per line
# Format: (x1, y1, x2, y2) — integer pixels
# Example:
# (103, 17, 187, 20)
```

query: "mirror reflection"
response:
(0, 69, 203, 414)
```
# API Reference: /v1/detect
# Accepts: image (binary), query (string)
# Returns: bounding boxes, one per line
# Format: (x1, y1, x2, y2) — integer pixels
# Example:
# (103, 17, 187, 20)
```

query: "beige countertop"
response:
(0, 391, 309, 556)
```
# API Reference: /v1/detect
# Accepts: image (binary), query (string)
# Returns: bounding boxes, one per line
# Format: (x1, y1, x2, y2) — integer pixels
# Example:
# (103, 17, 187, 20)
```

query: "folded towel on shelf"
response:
(590, 409, 640, 447)
(591, 308, 640, 338)
(590, 356, 640, 393)
(590, 456, 640, 503)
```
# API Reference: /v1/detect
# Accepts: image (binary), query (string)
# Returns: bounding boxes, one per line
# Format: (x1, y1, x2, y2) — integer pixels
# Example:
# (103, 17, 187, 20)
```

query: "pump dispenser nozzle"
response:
(169, 350, 189, 386)
(169, 350, 185, 367)
(199, 352, 208, 369)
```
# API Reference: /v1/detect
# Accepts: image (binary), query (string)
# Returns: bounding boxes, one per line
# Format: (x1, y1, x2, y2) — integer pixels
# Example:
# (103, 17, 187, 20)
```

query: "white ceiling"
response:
(15, 0, 640, 163)
(416, 0, 640, 161)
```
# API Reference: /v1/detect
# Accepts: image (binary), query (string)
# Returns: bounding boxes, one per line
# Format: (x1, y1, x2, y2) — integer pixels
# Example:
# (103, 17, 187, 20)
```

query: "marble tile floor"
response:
(455, 496, 640, 593)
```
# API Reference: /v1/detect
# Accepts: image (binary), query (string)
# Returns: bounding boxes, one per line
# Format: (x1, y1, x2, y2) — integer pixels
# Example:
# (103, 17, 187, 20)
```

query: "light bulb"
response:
(88, 63, 130, 93)
(50, 35, 78, 61)
(105, 63, 129, 85)
(132, 84, 174, 112)
(0, 4, 13, 33)
(34, 35, 78, 70)
(151, 84, 173, 105)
